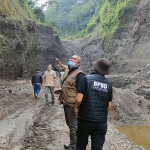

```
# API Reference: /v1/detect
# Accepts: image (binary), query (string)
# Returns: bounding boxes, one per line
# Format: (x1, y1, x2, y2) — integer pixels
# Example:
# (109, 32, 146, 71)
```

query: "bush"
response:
(99, 0, 139, 38)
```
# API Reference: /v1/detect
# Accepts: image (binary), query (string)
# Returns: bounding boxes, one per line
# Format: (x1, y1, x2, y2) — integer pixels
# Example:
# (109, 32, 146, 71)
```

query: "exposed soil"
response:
(0, 75, 150, 150)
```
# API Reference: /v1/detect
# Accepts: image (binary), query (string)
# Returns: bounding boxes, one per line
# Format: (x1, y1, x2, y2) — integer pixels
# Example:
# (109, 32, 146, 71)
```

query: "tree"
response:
(41, 0, 58, 9)
(34, 7, 45, 22)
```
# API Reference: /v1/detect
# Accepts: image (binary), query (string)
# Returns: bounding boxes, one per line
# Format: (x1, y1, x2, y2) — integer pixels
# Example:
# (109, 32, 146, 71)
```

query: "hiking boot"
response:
(68, 148, 75, 150)
(45, 101, 50, 105)
(34, 93, 37, 98)
(51, 101, 55, 106)
(64, 144, 70, 149)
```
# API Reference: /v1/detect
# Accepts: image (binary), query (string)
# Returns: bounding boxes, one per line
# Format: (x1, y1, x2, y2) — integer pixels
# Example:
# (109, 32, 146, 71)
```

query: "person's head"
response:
(36, 68, 40, 72)
(92, 58, 111, 75)
(47, 64, 52, 71)
(68, 55, 81, 68)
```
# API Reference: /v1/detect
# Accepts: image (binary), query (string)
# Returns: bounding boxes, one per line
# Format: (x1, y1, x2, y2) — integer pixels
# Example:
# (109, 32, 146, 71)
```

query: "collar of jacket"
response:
(90, 71, 104, 76)
(68, 67, 79, 75)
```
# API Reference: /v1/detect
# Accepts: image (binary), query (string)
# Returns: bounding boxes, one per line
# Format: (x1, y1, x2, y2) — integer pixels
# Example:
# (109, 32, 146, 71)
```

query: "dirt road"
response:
(0, 79, 146, 150)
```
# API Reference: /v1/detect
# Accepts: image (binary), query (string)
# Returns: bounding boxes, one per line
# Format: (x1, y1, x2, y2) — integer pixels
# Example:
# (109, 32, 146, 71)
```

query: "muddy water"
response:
(117, 126, 150, 150)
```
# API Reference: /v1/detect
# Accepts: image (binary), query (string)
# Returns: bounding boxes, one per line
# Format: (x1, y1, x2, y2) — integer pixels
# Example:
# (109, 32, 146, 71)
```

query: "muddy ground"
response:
(0, 75, 150, 150)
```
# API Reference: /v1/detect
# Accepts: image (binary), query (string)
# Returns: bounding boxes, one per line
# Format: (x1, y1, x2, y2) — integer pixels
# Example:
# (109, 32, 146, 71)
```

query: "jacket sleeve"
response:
(31, 75, 34, 85)
(40, 75, 43, 84)
(76, 72, 85, 89)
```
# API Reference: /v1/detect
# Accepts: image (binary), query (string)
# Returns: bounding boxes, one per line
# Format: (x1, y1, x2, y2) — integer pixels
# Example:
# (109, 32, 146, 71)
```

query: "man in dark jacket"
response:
(31, 69, 43, 98)
(74, 58, 113, 150)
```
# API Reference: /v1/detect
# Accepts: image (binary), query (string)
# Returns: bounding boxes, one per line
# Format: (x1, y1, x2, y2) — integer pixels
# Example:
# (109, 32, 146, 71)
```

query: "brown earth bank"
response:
(0, 74, 150, 150)
(0, 18, 68, 79)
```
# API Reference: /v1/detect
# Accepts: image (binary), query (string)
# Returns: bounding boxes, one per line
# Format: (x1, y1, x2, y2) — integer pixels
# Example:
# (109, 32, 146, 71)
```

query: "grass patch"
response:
(99, 0, 139, 38)
(0, 0, 36, 21)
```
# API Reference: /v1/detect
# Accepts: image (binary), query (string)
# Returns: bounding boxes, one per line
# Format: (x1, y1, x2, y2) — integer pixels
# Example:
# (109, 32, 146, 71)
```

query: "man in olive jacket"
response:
(55, 55, 84, 150)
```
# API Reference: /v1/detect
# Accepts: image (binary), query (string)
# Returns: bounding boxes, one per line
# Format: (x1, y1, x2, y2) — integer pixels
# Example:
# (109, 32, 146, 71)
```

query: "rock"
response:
(9, 89, 12, 93)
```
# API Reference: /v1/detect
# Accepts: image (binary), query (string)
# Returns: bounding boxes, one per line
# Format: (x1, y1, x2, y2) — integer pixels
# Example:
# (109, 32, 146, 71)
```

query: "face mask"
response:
(48, 68, 51, 71)
(68, 61, 75, 68)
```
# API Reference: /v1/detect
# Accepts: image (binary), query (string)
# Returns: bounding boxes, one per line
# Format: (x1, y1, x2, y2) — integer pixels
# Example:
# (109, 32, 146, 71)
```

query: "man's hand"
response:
(41, 83, 44, 87)
(74, 106, 78, 115)
(55, 57, 59, 61)
(54, 88, 62, 94)
(74, 93, 83, 115)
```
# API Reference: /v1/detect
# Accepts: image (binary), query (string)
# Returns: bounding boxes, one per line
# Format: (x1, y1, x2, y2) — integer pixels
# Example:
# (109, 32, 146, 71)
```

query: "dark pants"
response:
(64, 105, 77, 149)
(76, 119, 107, 150)
(33, 83, 41, 95)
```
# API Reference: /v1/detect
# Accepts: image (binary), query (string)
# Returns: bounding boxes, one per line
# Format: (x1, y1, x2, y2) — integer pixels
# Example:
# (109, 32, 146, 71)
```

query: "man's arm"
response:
(53, 77, 56, 87)
(74, 76, 87, 115)
(53, 71, 56, 87)
(76, 72, 85, 89)
(55, 57, 66, 70)
(40, 74, 43, 85)
(108, 101, 112, 111)
(31, 75, 34, 85)
(74, 93, 84, 115)
(42, 72, 46, 87)
(108, 85, 113, 111)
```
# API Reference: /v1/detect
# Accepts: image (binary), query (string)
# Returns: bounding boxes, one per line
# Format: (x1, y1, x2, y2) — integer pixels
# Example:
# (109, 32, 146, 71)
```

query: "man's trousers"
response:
(64, 105, 77, 150)
(76, 119, 107, 150)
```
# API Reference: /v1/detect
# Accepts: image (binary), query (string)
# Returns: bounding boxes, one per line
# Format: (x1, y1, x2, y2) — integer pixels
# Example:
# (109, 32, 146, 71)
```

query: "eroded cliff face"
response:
(37, 24, 71, 72)
(1, 0, 150, 80)
(62, 34, 103, 74)
(62, 0, 150, 79)
(105, 0, 150, 76)
(0, 19, 67, 79)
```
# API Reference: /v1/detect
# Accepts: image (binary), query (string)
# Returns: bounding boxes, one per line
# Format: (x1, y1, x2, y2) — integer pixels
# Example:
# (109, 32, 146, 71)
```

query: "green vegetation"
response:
(0, 35, 4, 55)
(99, 0, 139, 38)
(44, 0, 138, 39)
(17, 0, 36, 20)
(45, 0, 104, 38)
(28, 0, 58, 24)
(0, 0, 36, 21)
(0, 0, 56, 25)
(0, 0, 139, 40)
(45, 0, 138, 39)
(33, 7, 45, 23)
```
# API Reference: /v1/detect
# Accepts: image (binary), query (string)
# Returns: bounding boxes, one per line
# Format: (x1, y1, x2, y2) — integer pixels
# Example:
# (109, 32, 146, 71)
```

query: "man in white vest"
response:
(43, 64, 56, 105)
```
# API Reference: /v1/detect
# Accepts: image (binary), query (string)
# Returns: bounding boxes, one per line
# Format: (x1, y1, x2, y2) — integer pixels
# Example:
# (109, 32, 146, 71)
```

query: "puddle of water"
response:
(117, 125, 150, 150)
